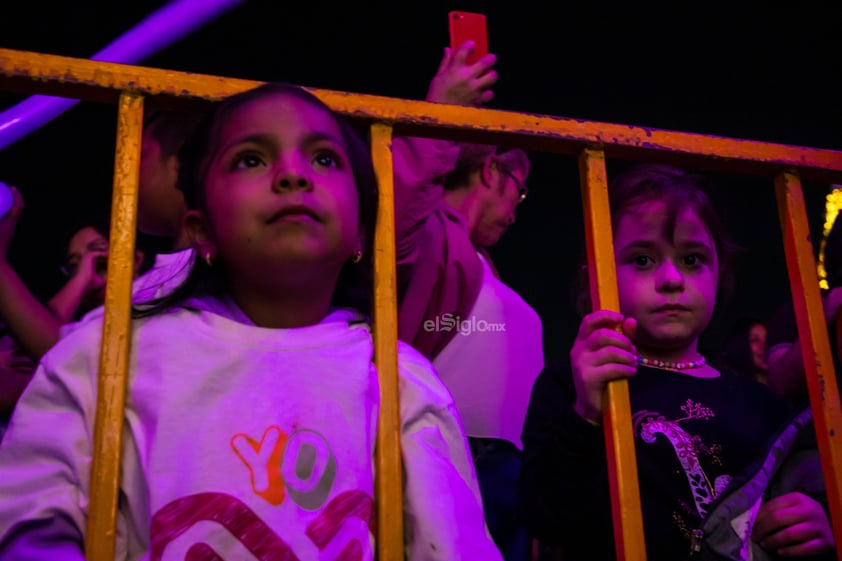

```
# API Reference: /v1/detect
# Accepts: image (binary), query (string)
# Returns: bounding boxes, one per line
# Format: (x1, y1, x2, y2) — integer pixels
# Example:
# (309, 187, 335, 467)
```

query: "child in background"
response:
(0, 193, 145, 439)
(0, 189, 132, 360)
(49, 220, 125, 323)
(56, 108, 201, 335)
(520, 164, 834, 560)
(0, 83, 500, 560)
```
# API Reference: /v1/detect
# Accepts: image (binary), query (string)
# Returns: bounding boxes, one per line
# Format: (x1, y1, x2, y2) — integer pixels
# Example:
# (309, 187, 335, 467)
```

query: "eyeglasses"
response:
(498, 167, 528, 202)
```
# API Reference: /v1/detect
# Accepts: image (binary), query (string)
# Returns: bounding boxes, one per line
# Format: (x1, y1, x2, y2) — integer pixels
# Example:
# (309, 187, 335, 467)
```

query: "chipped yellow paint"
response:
(579, 149, 646, 561)
(775, 171, 842, 554)
(2, 48, 842, 182)
(85, 92, 142, 561)
(369, 123, 404, 560)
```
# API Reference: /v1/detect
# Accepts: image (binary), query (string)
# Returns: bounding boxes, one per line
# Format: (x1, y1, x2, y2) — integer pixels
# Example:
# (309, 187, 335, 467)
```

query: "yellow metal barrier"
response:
(369, 122, 403, 560)
(85, 91, 143, 560)
(579, 148, 645, 561)
(2, 47, 842, 561)
(776, 170, 842, 551)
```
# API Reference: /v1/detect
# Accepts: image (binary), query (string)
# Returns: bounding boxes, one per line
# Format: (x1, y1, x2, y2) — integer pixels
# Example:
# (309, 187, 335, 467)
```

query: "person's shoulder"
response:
(58, 305, 190, 352)
(395, 340, 438, 382)
(55, 313, 105, 345)
(395, 341, 455, 404)
(42, 312, 107, 369)
(395, 339, 432, 367)
(63, 298, 112, 334)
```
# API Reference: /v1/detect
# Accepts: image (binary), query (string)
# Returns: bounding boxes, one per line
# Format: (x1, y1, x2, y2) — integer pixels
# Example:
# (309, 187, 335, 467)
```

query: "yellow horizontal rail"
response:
(1, 48, 841, 181)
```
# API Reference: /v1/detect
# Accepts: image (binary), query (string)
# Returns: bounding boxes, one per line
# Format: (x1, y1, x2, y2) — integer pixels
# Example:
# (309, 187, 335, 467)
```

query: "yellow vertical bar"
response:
(369, 123, 404, 560)
(774, 170, 842, 556)
(85, 92, 142, 560)
(578, 148, 647, 561)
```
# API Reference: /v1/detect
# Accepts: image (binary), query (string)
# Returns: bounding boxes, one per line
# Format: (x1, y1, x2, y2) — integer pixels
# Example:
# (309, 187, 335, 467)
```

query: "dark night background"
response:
(1, 1, 840, 366)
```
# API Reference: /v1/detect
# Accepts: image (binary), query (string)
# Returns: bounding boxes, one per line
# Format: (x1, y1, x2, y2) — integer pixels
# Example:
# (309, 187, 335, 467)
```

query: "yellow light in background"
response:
(818, 185, 842, 290)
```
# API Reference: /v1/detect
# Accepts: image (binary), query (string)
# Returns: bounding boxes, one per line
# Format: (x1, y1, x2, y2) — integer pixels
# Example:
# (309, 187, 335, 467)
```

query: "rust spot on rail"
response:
(2, 47, 842, 182)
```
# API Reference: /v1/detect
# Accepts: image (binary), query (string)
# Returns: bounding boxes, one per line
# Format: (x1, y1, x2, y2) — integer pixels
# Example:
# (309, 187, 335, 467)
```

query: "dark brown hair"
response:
(443, 144, 530, 191)
(142, 107, 203, 160)
(574, 163, 737, 316)
(134, 82, 378, 319)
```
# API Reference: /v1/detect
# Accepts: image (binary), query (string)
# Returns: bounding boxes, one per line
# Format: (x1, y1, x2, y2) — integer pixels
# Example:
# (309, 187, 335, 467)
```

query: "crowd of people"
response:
(0, 37, 836, 561)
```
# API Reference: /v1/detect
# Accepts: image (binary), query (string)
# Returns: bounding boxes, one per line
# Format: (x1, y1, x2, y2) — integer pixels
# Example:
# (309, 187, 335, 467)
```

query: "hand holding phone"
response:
(427, 11, 495, 106)
(448, 11, 488, 65)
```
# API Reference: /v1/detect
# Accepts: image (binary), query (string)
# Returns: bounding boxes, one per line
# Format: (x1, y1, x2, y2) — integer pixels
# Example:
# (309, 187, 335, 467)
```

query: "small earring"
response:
(204, 253, 214, 267)
(351, 250, 362, 264)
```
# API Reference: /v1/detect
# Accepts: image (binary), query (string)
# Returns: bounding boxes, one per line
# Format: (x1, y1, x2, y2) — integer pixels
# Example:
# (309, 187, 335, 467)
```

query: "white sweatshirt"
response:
(0, 306, 500, 561)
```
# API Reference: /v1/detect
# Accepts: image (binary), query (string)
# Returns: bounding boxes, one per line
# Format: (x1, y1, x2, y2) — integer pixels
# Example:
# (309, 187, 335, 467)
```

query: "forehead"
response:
(616, 201, 713, 246)
(218, 93, 343, 144)
(67, 227, 106, 253)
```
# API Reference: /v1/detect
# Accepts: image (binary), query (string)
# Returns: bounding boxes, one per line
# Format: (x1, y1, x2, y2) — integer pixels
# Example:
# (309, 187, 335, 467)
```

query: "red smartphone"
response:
(448, 11, 488, 65)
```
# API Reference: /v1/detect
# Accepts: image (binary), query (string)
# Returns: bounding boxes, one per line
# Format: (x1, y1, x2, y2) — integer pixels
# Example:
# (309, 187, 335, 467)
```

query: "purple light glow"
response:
(0, 0, 247, 152)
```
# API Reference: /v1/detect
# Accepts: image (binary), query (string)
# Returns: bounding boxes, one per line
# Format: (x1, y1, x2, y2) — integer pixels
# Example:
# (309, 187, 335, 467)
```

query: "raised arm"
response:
(0, 186, 64, 360)
(393, 41, 498, 254)
(46, 243, 107, 324)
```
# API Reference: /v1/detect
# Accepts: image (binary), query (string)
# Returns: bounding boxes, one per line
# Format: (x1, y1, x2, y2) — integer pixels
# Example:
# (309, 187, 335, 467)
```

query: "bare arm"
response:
(0, 187, 63, 360)
(393, 42, 498, 255)
(46, 248, 106, 323)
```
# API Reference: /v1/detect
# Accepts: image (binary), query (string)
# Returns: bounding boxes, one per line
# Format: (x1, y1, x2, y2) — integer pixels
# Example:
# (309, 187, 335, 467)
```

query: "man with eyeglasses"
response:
(392, 41, 543, 561)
